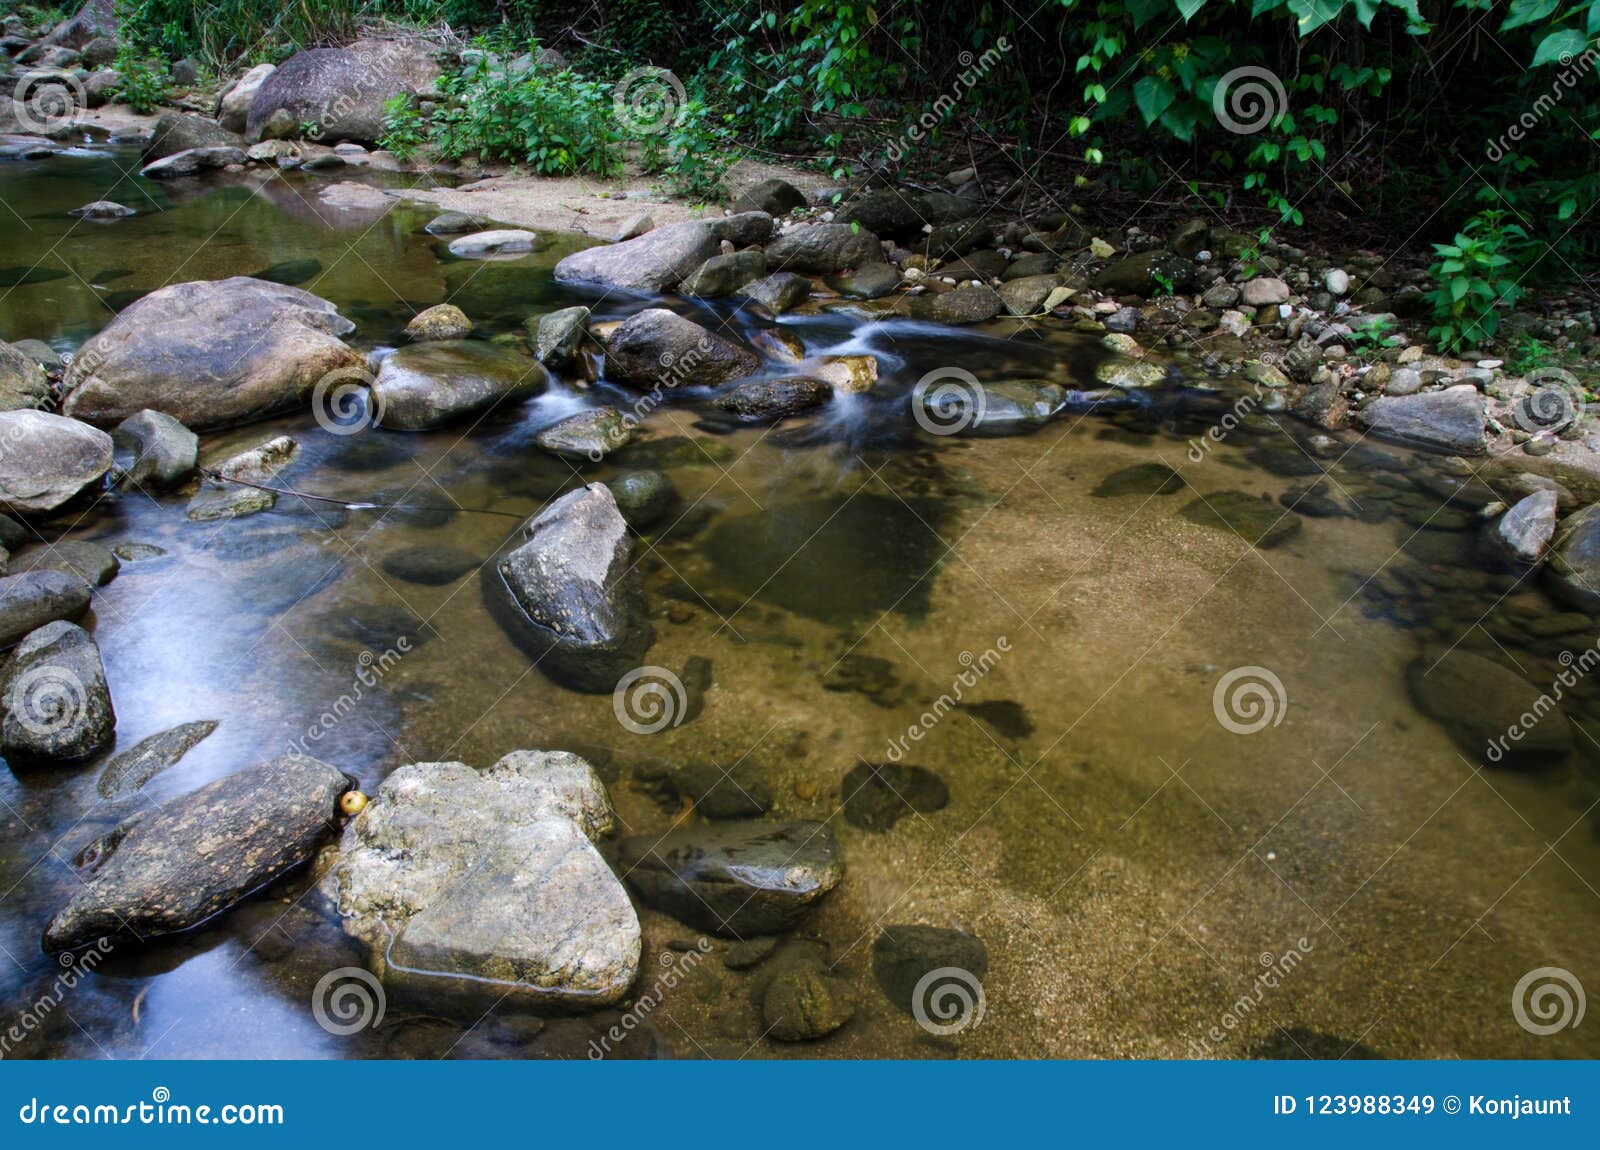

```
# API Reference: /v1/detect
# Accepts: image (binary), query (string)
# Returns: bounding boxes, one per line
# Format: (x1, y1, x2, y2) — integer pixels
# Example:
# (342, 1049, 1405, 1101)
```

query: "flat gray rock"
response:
(1358, 384, 1488, 455)
(372, 341, 546, 430)
(96, 720, 219, 800)
(0, 569, 93, 647)
(554, 220, 720, 292)
(0, 410, 113, 515)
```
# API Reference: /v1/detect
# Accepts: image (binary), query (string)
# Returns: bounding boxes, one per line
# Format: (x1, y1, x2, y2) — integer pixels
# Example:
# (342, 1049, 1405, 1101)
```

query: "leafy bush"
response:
(112, 48, 170, 114)
(1424, 210, 1533, 353)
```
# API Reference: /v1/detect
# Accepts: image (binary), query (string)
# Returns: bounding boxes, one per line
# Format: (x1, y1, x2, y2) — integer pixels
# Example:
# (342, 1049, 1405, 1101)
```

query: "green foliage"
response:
(377, 93, 426, 162)
(111, 47, 169, 114)
(1424, 210, 1534, 353)
(638, 95, 739, 202)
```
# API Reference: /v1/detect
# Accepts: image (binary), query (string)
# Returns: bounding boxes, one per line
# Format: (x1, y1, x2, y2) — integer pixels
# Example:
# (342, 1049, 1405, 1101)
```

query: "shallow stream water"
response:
(1, 148, 1597, 1060)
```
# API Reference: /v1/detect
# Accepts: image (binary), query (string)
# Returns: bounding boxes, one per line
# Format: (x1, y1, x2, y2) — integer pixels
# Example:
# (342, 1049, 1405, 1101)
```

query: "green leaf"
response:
(1133, 75, 1176, 125)
(1176, 0, 1210, 21)
(1532, 29, 1591, 67)
(1500, 0, 1560, 32)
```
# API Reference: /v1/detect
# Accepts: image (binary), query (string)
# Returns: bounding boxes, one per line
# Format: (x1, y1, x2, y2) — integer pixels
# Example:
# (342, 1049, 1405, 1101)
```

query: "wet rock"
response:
(925, 380, 1062, 437)
(531, 305, 589, 368)
(681, 251, 766, 297)
(1408, 647, 1571, 766)
(44, 755, 352, 950)
(827, 262, 901, 300)
(0, 410, 113, 514)
(738, 272, 811, 315)
(842, 762, 949, 831)
(734, 178, 807, 217)
(606, 469, 677, 529)
(635, 759, 772, 820)
(62, 277, 361, 432)
(961, 699, 1033, 739)
(872, 925, 988, 1016)
(1547, 502, 1600, 611)
(1179, 491, 1301, 548)
(1490, 489, 1557, 566)
(0, 571, 92, 647)
(111, 409, 197, 490)
(217, 63, 274, 133)
(68, 200, 134, 220)
(821, 653, 907, 707)
(372, 340, 546, 430)
(422, 211, 489, 235)
(0, 339, 50, 412)
(380, 543, 480, 586)
(141, 145, 248, 178)
(1093, 250, 1196, 296)
(246, 39, 440, 144)
(534, 407, 634, 460)
(717, 377, 832, 422)
(766, 223, 883, 274)
(405, 303, 472, 341)
(1095, 358, 1167, 389)
(555, 220, 720, 293)
(604, 308, 759, 389)
(619, 820, 842, 937)
(1242, 360, 1291, 390)
(812, 355, 878, 395)
(492, 483, 653, 692)
(96, 720, 218, 800)
(185, 434, 297, 522)
(12, 540, 119, 587)
(761, 954, 853, 1041)
(447, 229, 537, 258)
(1092, 462, 1183, 497)
(0, 621, 113, 763)
(1358, 384, 1488, 455)
(142, 112, 242, 162)
(909, 283, 1004, 325)
(997, 274, 1064, 317)
(321, 751, 638, 1006)
(723, 936, 779, 970)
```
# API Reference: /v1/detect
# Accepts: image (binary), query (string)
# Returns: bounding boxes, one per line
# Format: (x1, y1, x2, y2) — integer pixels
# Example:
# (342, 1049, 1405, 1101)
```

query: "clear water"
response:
(1, 148, 1597, 1060)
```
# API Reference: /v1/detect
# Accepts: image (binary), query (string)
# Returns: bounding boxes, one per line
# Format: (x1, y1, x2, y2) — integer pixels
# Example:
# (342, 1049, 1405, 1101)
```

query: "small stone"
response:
(761, 955, 853, 1041)
(405, 303, 472, 341)
(842, 762, 949, 831)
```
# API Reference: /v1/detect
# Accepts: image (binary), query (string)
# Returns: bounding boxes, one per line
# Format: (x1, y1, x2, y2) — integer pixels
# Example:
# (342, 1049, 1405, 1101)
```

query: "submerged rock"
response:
(533, 407, 634, 460)
(380, 544, 480, 586)
(1, 621, 114, 763)
(606, 470, 677, 530)
(322, 751, 639, 1007)
(717, 377, 832, 422)
(44, 755, 353, 950)
(1546, 502, 1600, 612)
(186, 435, 297, 522)
(0, 410, 113, 515)
(372, 340, 546, 430)
(761, 953, 854, 1041)
(1092, 462, 1184, 497)
(841, 762, 949, 831)
(62, 277, 361, 431)
(96, 720, 219, 800)
(872, 924, 989, 1016)
(603, 308, 759, 390)
(1179, 491, 1301, 549)
(1408, 647, 1571, 766)
(491, 484, 653, 692)
(619, 820, 842, 937)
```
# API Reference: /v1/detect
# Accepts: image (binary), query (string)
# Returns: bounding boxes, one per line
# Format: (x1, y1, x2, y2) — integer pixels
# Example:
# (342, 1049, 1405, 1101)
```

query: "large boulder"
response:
(0, 410, 113, 515)
(619, 820, 842, 938)
(42, 0, 116, 49)
(0, 570, 92, 648)
(43, 755, 353, 950)
(216, 64, 275, 134)
(603, 308, 759, 389)
(0, 339, 50, 411)
(553, 220, 719, 293)
(1547, 501, 1600, 611)
(489, 484, 652, 692)
(1, 620, 114, 763)
(766, 223, 883, 273)
(142, 112, 243, 162)
(1408, 648, 1572, 767)
(1357, 384, 1488, 455)
(321, 751, 640, 1007)
(61, 277, 362, 431)
(371, 340, 546, 430)
(245, 39, 440, 144)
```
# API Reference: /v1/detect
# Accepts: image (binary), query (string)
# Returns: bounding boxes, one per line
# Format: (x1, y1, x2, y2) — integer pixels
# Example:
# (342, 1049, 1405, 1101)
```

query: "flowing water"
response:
(1, 148, 1597, 1060)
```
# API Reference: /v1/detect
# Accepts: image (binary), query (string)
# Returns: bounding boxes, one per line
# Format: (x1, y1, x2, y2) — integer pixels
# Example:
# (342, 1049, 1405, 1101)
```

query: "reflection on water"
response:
(0, 148, 1597, 1061)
